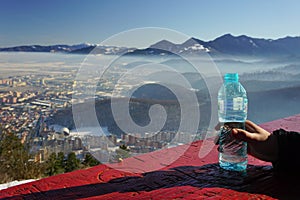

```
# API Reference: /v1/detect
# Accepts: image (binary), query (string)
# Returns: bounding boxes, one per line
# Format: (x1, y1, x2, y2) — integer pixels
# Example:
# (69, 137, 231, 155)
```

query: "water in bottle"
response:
(218, 73, 248, 171)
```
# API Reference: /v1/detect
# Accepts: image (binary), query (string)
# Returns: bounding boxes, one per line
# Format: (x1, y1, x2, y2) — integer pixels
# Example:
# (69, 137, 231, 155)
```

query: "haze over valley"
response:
(1, 34, 300, 164)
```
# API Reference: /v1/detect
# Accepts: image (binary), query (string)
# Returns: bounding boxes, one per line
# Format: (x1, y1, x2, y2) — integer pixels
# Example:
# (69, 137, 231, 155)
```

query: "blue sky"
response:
(0, 0, 299, 47)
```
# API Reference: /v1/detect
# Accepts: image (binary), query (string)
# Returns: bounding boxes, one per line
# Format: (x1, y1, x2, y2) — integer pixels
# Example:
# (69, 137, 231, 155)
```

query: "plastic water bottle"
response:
(218, 73, 248, 171)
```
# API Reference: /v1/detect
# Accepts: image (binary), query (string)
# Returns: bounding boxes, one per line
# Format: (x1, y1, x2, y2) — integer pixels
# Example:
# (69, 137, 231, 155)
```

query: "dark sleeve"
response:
(272, 129, 300, 174)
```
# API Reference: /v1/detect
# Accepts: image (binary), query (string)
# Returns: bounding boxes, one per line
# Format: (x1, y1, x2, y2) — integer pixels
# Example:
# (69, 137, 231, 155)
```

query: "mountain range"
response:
(1, 34, 300, 57)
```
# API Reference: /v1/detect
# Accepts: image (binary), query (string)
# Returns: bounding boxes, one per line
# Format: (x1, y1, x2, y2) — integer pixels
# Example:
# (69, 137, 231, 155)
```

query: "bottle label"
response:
(233, 97, 243, 111)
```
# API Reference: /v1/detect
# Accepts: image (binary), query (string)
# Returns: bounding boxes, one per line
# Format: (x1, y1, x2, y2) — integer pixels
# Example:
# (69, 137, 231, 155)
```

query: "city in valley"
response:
(0, 54, 197, 165)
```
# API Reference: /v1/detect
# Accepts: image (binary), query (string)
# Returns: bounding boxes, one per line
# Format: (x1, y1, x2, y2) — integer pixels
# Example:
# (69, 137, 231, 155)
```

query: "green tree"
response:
(55, 152, 65, 174)
(113, 144, 131, 162)
(44, 152, 66, 176)
(65, 152, 80, 172)
(44, 152, 57, 176)
(82, 153, 100, 167)
(0, 130, 42, 183)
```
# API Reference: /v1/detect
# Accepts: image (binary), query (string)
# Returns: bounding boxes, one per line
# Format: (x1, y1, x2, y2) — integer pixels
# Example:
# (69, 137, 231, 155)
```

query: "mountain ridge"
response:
(1, 34, 300, 57)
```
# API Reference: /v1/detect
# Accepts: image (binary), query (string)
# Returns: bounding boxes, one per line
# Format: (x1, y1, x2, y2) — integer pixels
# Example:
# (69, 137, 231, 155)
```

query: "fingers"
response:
(245, 120, 260, 132)
(232, 128, 260, 142)
(246, 120, 268, 132)
(245, 120, 271, 137)
(216, 120, 270, 144)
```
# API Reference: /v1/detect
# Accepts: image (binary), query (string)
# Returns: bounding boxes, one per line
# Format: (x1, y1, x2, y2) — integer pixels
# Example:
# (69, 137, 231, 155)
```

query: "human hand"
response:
(232, 120, 278, 162)
(232, 120, 271, 142)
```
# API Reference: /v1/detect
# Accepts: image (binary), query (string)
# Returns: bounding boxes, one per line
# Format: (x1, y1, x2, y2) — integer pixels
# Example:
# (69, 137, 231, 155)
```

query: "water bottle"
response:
(218, 73, 248, 171)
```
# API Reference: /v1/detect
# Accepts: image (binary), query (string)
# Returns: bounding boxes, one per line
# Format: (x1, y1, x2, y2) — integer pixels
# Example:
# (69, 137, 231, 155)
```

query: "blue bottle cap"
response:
(224, 73, 239, 82)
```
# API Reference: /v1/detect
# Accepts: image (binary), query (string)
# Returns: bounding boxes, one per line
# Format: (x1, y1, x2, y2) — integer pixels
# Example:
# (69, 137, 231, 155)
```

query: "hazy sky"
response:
(1, 0, 299, 47)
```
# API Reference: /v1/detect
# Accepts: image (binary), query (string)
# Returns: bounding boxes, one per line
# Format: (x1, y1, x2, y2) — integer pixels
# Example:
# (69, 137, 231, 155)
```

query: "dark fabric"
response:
(272, 129, 300, 178)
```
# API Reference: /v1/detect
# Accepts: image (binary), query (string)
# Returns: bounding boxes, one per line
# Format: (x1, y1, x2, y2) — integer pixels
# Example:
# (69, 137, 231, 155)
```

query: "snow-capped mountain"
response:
(205, 34, 300, 56)
(145, 34, 300, 56)
(71, 45, 136, 55)
(0, 43, 94, 53)
(1, 34, 300, 57)
(147, 37, 210, 55)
